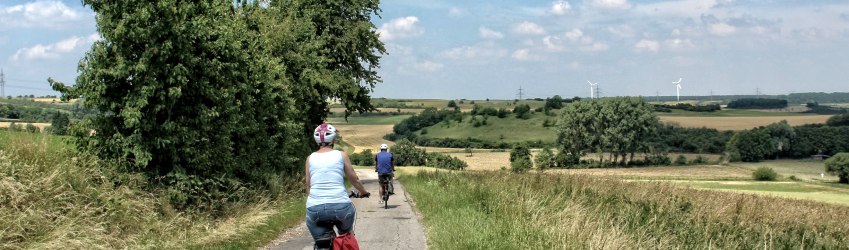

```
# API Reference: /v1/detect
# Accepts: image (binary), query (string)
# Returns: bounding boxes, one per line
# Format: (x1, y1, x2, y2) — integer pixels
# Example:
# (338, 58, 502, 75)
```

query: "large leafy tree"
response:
(259, 0, 385, 136)
(49, 1, 302, 188)
(825, 153, 849, 183)
(556, 97, 658, 166)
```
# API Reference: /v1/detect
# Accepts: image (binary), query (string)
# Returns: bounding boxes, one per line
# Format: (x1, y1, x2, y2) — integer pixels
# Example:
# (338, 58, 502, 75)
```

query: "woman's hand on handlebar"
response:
(349, 190, 370, 198)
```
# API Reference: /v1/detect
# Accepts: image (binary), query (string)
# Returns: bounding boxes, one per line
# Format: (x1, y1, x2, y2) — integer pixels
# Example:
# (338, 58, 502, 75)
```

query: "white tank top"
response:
(306, 150, 351, 208)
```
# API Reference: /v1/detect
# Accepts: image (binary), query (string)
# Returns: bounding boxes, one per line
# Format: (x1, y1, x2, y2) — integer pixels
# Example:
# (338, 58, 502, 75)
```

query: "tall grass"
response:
(403, 171, 849, 249)
(0, 131, 304, 249)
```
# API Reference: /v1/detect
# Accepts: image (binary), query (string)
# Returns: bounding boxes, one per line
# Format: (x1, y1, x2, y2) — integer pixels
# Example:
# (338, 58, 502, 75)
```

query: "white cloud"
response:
(479, 27, 504, 39)
(448, 7, 465, 17)
(634, 39, 660, 52)
(664, 38, 696, 50)
(413, 60, 444, 72)
(542, 36, 564, 51)
(607, 25, 636, 38)
(550, 1, 571, 15)
(564, 28, 584, 41)
(377, 16, 424, 41)
(581, 42, 609, 52)
(513, 21, 546, 35)
(709, 22, 736, 36)
(587, 0, 631, 11)
(440, 44, 508, 61)
(0, 1, 86, 28)
(10, 34, 96, 61)
(511, 49, 542, 61)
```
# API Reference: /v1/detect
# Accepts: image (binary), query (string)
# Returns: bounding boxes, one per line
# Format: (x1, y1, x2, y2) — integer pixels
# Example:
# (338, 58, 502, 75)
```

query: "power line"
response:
(517, 86, 524, 100)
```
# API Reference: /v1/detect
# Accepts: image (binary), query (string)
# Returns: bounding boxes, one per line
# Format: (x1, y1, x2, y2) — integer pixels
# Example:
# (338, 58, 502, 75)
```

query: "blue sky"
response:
(2, 0, 849, 99)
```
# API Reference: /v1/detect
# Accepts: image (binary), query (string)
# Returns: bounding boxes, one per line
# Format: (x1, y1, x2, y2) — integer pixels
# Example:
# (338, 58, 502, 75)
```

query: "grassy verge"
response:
(403, 171, 849, 249)
(0, 130, 305, 249)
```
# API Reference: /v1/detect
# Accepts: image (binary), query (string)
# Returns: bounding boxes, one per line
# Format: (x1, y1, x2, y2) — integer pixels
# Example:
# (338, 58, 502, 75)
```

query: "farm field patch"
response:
(660, 115, 830, 130)
(334, 124, 394, 153)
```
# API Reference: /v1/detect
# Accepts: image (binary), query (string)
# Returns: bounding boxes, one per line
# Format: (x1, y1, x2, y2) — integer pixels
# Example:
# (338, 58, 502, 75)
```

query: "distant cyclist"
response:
(305, 123, 369, 249)
(375, 143, 395, 201)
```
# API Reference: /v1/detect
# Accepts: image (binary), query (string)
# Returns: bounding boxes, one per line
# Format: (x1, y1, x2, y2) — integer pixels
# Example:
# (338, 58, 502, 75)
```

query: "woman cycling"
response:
(305, 123, 369, 249)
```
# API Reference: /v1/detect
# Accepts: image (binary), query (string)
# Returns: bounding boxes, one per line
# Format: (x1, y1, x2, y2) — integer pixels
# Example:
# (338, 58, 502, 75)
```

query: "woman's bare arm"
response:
(342, 153, 368, 195)
(304, 158, 311, 195)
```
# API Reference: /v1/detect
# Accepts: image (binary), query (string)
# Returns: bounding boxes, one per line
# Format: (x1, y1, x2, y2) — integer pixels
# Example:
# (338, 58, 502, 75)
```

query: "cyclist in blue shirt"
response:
(375, 143, 395, 201)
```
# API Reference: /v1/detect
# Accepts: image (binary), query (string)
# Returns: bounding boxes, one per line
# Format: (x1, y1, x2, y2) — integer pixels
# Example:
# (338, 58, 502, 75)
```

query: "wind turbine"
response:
(673, 78, 683, 102)
(587, 80, 598, 99)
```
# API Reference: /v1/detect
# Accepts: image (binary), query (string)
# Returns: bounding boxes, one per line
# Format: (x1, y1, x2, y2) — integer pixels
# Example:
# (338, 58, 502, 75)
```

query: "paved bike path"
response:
(268, 170, 427, 249)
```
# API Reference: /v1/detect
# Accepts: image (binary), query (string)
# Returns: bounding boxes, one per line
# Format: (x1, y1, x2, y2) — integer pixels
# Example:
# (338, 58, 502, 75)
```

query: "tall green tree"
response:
(49, 1, 302, 192)
(49, 112, 70, 135)
(825, 153, 849, 183)
(259, 0, 385, 141)
(557, 97, 658, 165)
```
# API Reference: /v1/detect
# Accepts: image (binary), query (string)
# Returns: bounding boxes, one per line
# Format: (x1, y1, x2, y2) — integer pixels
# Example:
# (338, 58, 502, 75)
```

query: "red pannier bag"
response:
(332, 232, 360, 250)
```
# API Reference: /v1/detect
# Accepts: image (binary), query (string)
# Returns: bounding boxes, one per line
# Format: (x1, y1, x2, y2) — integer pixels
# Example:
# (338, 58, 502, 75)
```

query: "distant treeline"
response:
(654, 103, 721, 112)
(645, 92, 849, 104)
(727, 98, 788, 109)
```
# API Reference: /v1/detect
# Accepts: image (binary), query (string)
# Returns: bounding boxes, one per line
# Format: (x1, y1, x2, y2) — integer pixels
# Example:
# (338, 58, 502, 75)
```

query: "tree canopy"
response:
(48, 1, 385, 206)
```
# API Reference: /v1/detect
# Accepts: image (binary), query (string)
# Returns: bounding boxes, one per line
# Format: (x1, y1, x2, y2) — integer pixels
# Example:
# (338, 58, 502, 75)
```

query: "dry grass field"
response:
(660, 115, 830, 130)
(0, 122, 51, 130)
(334, 124, 394, 153)
(550, 165, 753, 180)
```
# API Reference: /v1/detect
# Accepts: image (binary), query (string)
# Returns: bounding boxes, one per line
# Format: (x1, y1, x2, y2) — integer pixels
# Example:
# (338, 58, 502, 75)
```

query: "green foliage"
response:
(557, 97, 659, 165)
(727, 98, 788, 109)
(788, 126, 849, 158)
(825, 153, 849, 183)
(653, 103, 721, 112)
(553, 149, 580, 168)
(50, 112, 70, 135)
(653, 125, 733, 154)
(534, 147, 554, 172)
(752, 167, 778, 181)
(827, 113, 849, 127)
(513, 104, 531, 119)
(510, 157, 532, 173)
(425, 152, 467, 170)
(392, 139, 427, 166)
(544, 95, 564, 110)
(24, 123, 39, 133)
(674, 155, 688, 165)
(690, 155, 708, 164)
(349, 149, 375, 166)
(726, 129, 775, 162)
(447, 100, 457, 108)
(509, 143, 531, 163)
(47, 1, 385, 210)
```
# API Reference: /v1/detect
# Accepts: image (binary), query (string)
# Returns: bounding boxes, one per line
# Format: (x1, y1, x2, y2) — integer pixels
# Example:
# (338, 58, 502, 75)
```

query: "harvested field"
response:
(0, 122, 51, 130)
(550, 165, 753, 180)
(660, 115, 830, 130)
(334, 124, 394, 153)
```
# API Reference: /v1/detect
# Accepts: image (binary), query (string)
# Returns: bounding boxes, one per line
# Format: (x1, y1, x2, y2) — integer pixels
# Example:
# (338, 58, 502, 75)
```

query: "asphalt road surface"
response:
(268, 170, 427, 250)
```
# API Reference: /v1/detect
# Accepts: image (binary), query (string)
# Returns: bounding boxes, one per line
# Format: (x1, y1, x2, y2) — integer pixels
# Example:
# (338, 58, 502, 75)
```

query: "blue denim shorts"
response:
(305, 202, 356, 240)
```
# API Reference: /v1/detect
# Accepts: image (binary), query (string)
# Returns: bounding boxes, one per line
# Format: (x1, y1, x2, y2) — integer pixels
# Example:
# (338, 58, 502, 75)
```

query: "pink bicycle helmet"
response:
(313, 123, 338, 146)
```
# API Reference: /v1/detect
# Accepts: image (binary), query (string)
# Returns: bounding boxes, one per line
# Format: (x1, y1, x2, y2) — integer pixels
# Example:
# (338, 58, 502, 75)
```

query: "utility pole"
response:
(1, 68, 5, 99)
(756, 88, 761, 98)
(656, 91, 660, 102)
(517, 86, 524, 100)
(710, 90, 714, 102)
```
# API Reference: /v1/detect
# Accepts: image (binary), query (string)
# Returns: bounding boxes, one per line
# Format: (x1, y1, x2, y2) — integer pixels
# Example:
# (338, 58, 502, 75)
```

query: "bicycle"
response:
(313, 191, 369, 250)
(380, 177, 391, 209)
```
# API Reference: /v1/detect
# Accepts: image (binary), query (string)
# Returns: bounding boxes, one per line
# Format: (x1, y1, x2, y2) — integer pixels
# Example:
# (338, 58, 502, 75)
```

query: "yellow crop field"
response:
(660, 115, 830, 130)
(334, 124, 394, 153)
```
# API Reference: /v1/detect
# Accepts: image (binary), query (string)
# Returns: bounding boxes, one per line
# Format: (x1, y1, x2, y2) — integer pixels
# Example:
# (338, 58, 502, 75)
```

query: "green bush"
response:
(726, 129, 775, 162)
(824, 153, 849, 183)
(425, 152, 467, 170)
(690, 155, 708, 164)
(827, 113, 849, 127)
(509, 143, 531, 163)
(534, 147, 554, 172)
(392, 139, 427, 166)
(675, 155, 688, 165)
(349, 149, 375, 166)
(752, 167, 778, 181)
(511, 157, 532, 173)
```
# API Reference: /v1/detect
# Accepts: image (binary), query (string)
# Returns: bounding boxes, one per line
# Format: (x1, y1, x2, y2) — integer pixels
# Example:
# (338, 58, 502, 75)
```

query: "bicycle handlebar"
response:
(349, 191, 370, 198)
